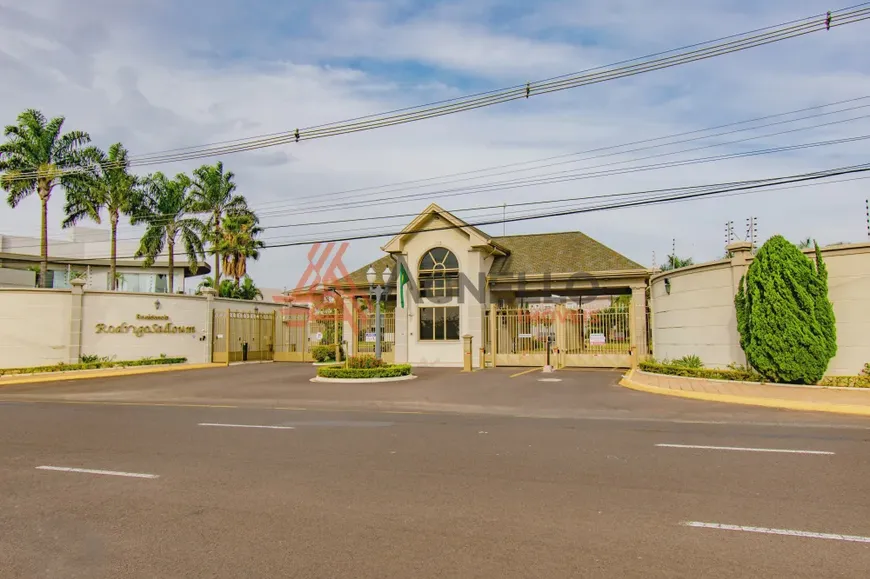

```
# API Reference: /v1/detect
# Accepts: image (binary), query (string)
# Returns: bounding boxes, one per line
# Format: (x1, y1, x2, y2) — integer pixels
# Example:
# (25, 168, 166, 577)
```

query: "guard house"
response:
(291, 204, 650, 368)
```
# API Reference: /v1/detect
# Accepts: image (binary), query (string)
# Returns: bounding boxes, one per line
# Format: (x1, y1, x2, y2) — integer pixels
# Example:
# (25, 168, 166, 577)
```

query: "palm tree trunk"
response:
(168, 238, 175, 294)
(40, 192, 48, 289)
(110, 210, 119, 290)
(213, 213, 221, 287)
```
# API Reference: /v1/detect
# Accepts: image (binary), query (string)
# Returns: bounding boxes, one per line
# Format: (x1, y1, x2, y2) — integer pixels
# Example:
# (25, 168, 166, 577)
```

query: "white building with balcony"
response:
(0, 227, 209, 292)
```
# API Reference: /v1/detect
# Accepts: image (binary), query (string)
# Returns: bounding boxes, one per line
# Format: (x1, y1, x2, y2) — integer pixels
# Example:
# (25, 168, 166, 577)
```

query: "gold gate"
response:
(493, 308, 555, 366)
(356, 309, 395, 363)
(561, 308, 632, 368)
(487, 306, 633, 368)
(274, 311, 311, 362)
(212, 309, 276, 363)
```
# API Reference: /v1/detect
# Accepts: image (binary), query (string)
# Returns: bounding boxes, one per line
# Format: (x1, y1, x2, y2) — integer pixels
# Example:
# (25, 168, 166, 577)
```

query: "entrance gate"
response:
(212, 308, 343, 363)
(212, 310, 276, 363)
(486, 306, 633, 368)
(355, 310, 395, 363)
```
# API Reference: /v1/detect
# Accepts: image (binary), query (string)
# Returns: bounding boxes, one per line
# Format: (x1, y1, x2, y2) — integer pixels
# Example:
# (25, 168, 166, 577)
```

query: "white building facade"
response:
(0, 227, 208, 292)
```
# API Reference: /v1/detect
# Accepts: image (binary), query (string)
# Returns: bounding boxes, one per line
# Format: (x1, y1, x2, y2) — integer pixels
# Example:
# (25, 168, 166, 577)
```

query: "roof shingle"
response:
(488, 232, 643, 275)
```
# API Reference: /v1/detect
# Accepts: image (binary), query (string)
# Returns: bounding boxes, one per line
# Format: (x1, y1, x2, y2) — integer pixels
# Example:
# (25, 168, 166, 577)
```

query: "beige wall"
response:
(650, 243, 870, 376)
(393, 215, 494, 367)
(0, 288, 288, 369)
(81, 292, 211, 363)
(0, 289, 71, 368)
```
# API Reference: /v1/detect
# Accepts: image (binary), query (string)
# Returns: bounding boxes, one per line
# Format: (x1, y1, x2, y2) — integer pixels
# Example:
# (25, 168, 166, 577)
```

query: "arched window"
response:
(418, 247, 459, 298)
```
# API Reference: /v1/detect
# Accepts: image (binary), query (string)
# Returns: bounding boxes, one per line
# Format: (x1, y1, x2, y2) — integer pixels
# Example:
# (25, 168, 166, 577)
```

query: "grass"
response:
(0, 356, 188, 377)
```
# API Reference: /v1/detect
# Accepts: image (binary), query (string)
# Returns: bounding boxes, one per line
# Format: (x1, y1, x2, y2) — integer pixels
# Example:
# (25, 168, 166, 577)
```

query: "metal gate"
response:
(356, 310, 395, 363)
(486, 306, 634, 368)
(212, 309, 276, 363)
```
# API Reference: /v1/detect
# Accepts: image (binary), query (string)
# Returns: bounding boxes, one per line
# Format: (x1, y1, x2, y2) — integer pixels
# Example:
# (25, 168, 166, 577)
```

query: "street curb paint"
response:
(620, 369, 870, 417)
(0, 363, 225, 387)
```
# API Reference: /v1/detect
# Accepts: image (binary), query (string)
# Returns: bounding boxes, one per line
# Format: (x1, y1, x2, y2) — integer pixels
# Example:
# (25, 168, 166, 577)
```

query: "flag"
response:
(398, 262, 409, 308)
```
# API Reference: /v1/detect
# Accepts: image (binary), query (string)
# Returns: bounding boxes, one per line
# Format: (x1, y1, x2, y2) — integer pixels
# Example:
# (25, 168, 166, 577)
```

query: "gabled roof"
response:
(488, 232, 644, 276)
(381, 203, 507, 255)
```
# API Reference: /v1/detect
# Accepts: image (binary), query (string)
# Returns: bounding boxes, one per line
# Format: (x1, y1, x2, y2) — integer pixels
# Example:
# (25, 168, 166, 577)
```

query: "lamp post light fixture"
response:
(367, 266, 391, 360)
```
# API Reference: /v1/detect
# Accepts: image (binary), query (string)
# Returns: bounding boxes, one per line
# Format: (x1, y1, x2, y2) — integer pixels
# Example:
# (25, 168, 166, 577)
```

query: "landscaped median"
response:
(622, 363, 870, 417)
(311, 355, 416, 383)
(0, 356, 223, 386)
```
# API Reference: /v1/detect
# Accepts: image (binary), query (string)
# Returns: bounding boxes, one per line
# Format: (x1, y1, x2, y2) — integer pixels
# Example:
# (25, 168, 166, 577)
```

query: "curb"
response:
(619, 369, 870, 418)
(310, 374, 418, 384)
(0, 363, 225, 387)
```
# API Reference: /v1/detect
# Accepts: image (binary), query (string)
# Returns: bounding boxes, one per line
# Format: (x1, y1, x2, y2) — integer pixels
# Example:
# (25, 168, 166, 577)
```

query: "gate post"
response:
(225, 308, 232, 366)
(489, 304, 498, 368)
(555, 304, 566, 369)
(630, 284, 648, 365)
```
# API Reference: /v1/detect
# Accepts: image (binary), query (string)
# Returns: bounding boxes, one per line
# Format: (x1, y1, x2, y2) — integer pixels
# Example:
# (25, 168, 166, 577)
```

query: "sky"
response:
(1, 0, 869, 290)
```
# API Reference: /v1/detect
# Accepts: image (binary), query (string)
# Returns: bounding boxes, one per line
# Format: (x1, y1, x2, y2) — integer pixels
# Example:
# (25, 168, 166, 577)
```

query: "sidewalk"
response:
(0, 363, 224, 387)
(621, 369, 870, 417)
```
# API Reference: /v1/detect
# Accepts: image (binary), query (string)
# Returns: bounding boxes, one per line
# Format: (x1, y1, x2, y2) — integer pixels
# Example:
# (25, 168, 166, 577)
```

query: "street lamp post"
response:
(366, 266, 391, 360)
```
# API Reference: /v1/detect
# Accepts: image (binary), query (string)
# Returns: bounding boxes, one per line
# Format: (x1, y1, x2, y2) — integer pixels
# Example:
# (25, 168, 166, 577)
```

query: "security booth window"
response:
(419, 306, 460, 341)
(418, 247, 460, 298)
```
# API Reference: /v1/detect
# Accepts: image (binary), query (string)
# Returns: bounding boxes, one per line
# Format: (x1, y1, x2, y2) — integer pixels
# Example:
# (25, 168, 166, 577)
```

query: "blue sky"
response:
(1, 0, 869, 289)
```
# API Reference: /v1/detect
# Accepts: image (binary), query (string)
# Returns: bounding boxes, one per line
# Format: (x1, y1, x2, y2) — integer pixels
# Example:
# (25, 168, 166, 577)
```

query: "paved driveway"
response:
(0, 363, 867, 427)
(2, 363, 869, 577)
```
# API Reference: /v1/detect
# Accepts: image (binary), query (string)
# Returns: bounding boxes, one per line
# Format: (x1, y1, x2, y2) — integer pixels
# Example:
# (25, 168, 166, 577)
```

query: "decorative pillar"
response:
(343, 296, 355, 358)
(68, 279, 86, 363)
(630, 285, 648, 363)
(462, 334, 473, 372)
(727, 241, 754, 365)
(201, 287, 217, 364)
(489, 303, 498, 368)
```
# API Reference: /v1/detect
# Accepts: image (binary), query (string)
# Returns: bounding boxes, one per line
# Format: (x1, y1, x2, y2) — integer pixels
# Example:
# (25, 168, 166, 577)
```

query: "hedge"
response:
(818, 375, 870, 388)
(317, 364, 413, 379)
(638, 361, 764, 382)
(311, 344, 344, 363)
(0, 356, 188, 377)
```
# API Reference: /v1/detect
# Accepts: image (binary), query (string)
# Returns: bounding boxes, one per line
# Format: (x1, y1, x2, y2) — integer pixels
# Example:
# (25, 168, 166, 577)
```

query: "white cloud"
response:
(0, 0, 869, 291)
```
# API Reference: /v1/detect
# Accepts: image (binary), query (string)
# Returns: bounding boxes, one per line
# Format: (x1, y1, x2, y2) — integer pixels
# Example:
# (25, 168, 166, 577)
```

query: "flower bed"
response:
(818, 375, 870, 388)
(317, 364, 412, 379)
(0, 356, 188, 377)
(638, 361, 763, 382)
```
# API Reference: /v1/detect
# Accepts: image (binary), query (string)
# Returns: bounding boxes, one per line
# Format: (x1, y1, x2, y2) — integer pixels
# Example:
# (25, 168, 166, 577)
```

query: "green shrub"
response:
(311, 345, 341, 363)
(735, 236, 837, 384)
(818, 375, 870, 388)
(317, 364, 412, 379)
(0, 357, 187, 377)
(862, 363, 870, 376)
(346, 355, 386, 369)
(639, 361, 763, 382)
(671, 355, 703, 369)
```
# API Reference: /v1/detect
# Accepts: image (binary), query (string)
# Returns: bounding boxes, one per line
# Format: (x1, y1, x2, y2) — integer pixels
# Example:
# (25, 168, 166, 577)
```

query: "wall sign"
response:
(95, 314, 196, 338)
(590, 333, 606, 345)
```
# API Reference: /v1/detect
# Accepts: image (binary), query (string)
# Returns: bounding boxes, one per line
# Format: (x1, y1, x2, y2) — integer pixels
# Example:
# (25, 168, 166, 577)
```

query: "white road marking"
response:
(198, 423, 296, 430)
(537, 378, 563, 382)
(36, 466, 159, 479)
(655, 444, 834, 455)
(682, 522, 870, 543)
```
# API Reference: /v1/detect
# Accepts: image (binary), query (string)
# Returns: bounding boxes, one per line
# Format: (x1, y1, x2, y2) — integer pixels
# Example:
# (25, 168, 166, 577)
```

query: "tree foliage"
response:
(63, 142, 142, 289)
(735, 235, 837, 384)
(0, 109, 98, 286)
(660, 254, 694, 271)
(133, 172, 205, 293)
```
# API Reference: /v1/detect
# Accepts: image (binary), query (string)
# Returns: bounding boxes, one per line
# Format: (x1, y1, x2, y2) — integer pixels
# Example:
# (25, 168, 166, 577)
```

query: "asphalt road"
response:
(1, 366, 869, 578)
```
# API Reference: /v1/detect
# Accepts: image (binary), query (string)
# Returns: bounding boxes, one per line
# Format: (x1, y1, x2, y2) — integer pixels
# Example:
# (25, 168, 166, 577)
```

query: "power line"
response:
(23, 163, 870, 263)
(3, 4, 869, 181)
(12, 126, 870, 253)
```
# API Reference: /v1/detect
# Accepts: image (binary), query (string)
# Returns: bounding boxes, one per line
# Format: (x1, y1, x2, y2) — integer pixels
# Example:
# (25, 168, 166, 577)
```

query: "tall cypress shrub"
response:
(734, 235, 837, 384)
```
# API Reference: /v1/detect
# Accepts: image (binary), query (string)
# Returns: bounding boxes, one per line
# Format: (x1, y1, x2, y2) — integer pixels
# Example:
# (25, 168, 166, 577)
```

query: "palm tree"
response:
(63, 143, 141, 290)
(133, 172, 205, 293)
(0, 109, 98, 287)
(236, 276, 263, 300)
(660, 254, 694, 271)
(214, 210, 264, 287)
(190, 162, 248, 288)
